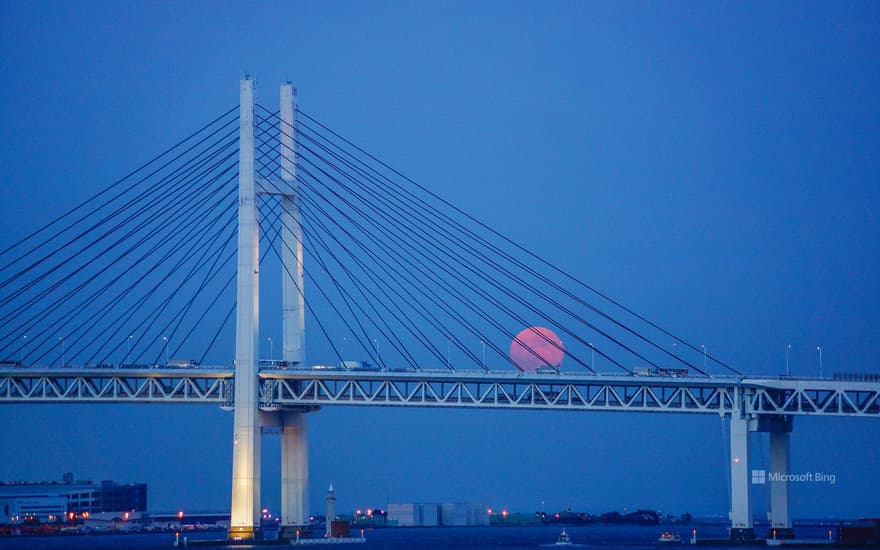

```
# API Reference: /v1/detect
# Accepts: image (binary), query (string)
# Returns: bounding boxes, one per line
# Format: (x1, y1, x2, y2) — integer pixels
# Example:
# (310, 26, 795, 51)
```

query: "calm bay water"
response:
(0, 524, 849, 549)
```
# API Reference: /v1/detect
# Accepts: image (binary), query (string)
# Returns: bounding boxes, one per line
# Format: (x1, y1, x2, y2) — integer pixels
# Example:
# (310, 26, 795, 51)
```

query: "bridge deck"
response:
(1, 367, 878, 417)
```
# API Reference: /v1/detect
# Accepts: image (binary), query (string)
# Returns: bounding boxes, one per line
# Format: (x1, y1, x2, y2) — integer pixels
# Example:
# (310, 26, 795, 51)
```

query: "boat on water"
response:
(658, 531, 682, 543)
(554, 530, 572, 546)
(290, 536, 366, 546)
(540, 529, 587, 547)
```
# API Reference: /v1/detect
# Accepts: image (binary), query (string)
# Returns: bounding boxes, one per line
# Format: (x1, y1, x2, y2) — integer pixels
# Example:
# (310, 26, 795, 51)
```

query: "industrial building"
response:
(387, 502, 487, 527)
(0, 473, 146, 524)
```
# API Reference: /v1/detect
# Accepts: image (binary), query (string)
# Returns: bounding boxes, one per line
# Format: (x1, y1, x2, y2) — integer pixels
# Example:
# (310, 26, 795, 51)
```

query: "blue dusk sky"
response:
(1, 2, 878, 519)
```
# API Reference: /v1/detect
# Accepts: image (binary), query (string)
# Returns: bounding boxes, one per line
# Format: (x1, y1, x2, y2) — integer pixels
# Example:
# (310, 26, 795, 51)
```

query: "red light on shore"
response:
(178, 510, 184, 520)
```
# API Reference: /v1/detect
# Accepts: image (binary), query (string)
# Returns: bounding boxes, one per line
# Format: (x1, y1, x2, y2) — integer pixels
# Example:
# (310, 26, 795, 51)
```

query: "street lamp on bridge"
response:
(817, 346, 823, 378)
(786, 344, 791, 377)
(589, 342, 595, 370)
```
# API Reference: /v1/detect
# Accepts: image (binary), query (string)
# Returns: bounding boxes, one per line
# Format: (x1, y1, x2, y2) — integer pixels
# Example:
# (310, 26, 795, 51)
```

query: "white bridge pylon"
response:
(229, 77, 310, 542)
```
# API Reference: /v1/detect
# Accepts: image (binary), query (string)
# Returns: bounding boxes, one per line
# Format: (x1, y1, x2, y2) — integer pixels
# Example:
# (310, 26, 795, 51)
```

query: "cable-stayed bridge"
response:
(1, 78, 878, 543)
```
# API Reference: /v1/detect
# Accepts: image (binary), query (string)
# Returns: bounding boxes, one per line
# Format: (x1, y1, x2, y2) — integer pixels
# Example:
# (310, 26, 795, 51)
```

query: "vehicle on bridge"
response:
(311, 364, 339, 371)
(167, 359, 197, 368)
(633, 367, 689, 378)
(341, 360, 380, 371)
(259, 359, 291, 369)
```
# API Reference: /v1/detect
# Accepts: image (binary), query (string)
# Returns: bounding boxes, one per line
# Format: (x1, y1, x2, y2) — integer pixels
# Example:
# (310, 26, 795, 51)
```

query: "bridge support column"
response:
(279, 83, 305, 366)
(280, 411, 309, 539)
(766, 416, 794, 539)
(229, 76, 262, 542)
(729, 410, 755, 542)
(278, 82, 311, 541)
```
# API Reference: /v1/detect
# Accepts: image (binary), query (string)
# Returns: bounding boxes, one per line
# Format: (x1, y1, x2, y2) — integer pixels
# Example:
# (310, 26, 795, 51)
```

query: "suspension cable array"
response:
(0, 107, 246, 368)
(0, 99, 739, 377)
(254, 105, 739, 377)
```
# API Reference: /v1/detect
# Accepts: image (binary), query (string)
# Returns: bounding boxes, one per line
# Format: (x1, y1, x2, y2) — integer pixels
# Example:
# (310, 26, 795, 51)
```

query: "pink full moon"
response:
(509, 326, 564, 372)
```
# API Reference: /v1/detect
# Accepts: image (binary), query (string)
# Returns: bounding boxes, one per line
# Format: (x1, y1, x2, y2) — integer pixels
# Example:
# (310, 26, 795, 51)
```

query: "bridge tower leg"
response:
(278, 82, 311, 538)
(729, 407, 756, 542)
(229, 76, 262, 541)
(766, 416, 794, 539)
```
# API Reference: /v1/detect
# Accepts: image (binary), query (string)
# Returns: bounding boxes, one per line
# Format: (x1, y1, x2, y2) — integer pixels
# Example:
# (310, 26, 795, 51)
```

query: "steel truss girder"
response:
(261, 376, 734, 413)
(0, 368, 232, 405)
(2, 370, 879, 417)
(258, 372, 880, 417)
(743, 379, 880, 417)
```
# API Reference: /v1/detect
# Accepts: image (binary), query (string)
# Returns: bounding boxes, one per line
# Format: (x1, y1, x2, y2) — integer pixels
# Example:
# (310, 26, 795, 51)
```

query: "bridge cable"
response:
(0, 156, 239, 364)
(294, 122, 699, 376)
(195, 201, 286, 368)
(0, 114, 239, 283)
(295, 120, 646, 374)
(292, 132, 616, 374)
(259, 192, 411, 371)
(0, 106, 238, 261)
(252, 126, 446, 370)
(294, 161, 519, 372)
(258, 109, 448, 370)
(256, 196, 345, 368)
(0, 144, 239, 357)
(297, 110, 740, 376)
(35, 171, 238, 366)
(90, 196, 239, 367)
(0, 131, 239, 315)
(260, 107, 566, 372)
(266, 126, 600, 374)
(253, 140, 406, 369)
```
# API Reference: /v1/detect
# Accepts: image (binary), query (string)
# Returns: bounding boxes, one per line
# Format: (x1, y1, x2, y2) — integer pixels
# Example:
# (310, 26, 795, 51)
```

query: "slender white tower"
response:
(280, 83, 305, 365)
(229, 77, 262, 541)
(279, 82, 310, 537)
(325, 484, 336, 538)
